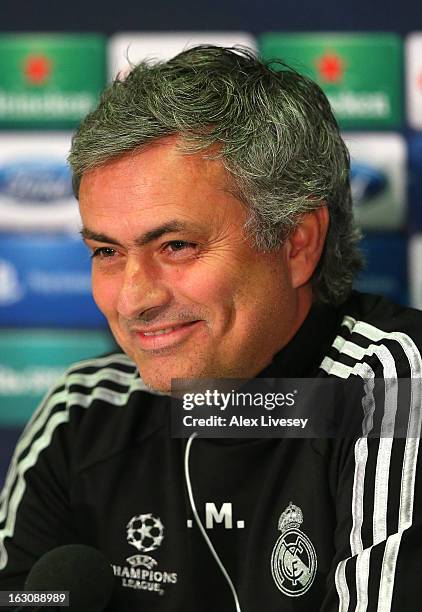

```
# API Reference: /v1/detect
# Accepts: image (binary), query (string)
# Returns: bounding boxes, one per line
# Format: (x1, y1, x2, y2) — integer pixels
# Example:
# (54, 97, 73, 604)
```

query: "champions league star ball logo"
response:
(127, 513, 164, 553)
(271, 502, 317, 597)
(115, 513, 178, 597)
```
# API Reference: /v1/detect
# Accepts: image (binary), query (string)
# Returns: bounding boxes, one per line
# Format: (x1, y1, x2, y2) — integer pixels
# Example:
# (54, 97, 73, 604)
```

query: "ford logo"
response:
(0, 159, 73, 202)
(350, 163, 387, 206)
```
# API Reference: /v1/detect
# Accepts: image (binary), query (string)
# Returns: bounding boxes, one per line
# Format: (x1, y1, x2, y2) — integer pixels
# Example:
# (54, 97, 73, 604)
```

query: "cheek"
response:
(231, 264, 291, 331)
(91, 272, 119, 317)
(173, 265, 236, 310)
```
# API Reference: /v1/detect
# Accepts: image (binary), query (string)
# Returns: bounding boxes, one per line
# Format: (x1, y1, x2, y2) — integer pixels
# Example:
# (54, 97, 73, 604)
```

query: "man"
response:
(0, 46, 421, 611)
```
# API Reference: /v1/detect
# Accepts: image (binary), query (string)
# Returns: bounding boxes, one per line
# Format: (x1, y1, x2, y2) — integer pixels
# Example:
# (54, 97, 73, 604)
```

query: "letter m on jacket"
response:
(205, 502, 233, 528)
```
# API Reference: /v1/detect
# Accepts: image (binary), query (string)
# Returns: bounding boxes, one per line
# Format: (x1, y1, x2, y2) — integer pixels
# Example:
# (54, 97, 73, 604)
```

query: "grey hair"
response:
(69, 45, 362, 304)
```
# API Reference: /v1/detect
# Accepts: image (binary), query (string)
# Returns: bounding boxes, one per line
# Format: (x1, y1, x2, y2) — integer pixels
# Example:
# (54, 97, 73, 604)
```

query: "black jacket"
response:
(1, 292, 422, 611)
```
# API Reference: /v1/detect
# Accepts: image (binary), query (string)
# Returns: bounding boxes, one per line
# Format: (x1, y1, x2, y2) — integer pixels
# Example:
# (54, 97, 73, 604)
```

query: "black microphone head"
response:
(25, 544, 115, 611)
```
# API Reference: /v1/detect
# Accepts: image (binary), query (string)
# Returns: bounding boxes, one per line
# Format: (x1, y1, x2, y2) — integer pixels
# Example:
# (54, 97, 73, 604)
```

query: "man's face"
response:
(79, 138, 304, 392)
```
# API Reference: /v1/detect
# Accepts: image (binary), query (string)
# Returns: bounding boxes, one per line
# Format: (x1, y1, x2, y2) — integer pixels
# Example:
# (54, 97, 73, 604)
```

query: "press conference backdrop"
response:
(0, 31, 421, 486)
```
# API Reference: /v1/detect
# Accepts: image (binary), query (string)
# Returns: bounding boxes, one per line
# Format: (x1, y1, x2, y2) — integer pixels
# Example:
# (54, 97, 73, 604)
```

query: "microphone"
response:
(14, 544, 115, 611)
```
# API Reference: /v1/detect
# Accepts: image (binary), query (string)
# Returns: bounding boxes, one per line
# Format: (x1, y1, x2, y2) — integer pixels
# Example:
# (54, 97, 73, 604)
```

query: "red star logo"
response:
(24, 55, 52, 85)
(316, 52, 345, 83)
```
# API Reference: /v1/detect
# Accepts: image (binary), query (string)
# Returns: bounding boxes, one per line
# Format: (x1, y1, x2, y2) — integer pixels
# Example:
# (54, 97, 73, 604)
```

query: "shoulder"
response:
(33, 351, 149, 423)
(16, 352, 168, 474)
(61, 351, 146, 403)
(340, 291, 422, 339)
(56, 349, 166, 427)
(320, 292, 422, 378)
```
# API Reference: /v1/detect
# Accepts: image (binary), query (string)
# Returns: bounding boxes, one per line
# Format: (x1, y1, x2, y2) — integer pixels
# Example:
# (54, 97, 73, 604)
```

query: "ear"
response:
(285, 205, 329, 290)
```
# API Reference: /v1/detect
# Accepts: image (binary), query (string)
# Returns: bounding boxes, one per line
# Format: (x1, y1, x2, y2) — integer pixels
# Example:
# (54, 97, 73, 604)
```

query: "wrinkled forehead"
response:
(77, 137, 249, 244)
(78, 136, 233, 203)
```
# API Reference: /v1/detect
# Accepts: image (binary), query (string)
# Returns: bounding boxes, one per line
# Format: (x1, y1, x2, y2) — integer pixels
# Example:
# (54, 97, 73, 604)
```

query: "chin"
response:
(137, 365, 194, 395)
(137, 358, 215, 395)
(134, 365, 169, 393)
(143, 379, 172, 395)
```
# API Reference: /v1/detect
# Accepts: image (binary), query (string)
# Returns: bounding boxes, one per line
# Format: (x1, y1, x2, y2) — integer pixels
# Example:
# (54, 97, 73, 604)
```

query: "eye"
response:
(91, 246, 116, 259)
(164, 240, 197, 253)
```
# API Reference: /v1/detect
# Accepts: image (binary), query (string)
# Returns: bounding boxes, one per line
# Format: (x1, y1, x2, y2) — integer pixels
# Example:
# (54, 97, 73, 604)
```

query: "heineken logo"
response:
(327, 91, 390, 118)
(0, 92, 94, 119)
(316, 51, 345, 83)
(0, 34, 105, 126)
(260, 33, 401, 127)
(24, 54, 52, 86)
(406, 33, 422, 129)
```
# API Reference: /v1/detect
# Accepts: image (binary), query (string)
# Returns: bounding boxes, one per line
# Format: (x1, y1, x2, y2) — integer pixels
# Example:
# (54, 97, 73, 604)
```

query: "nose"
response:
(116, 255, 172, 320)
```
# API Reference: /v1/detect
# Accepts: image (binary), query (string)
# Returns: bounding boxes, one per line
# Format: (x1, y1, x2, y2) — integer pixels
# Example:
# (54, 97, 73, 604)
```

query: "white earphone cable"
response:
(184, 433, 242, 612)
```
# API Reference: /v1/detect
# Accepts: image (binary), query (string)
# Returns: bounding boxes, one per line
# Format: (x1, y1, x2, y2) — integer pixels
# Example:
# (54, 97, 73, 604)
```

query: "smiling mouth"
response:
(142, 325, 186, 336)
(134, 321, 201, 350)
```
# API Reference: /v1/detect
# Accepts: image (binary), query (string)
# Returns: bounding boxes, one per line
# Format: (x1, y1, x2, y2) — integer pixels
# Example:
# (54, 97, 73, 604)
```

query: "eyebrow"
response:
(80, 221, 193, 248)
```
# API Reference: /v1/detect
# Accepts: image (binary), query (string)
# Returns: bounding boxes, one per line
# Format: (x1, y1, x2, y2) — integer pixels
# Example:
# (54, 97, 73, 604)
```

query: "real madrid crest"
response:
(270, 502, 317, 597)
